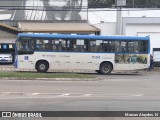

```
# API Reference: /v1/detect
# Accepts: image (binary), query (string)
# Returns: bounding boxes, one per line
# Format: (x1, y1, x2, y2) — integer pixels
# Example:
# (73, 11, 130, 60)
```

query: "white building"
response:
(89, 8, 160, 54)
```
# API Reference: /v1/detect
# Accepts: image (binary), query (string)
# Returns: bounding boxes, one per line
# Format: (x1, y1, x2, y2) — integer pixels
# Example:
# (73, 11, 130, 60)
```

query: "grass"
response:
(0, 72, 96, 79)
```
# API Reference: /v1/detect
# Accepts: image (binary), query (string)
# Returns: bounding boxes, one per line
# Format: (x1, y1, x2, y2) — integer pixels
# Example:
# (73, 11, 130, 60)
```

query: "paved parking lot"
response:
(0, 64, 15, 71)
(0, 67, 159, 120)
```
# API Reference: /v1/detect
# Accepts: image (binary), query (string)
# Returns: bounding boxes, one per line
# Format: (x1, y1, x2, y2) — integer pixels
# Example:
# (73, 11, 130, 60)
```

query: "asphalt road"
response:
(0, 71, 160, 120)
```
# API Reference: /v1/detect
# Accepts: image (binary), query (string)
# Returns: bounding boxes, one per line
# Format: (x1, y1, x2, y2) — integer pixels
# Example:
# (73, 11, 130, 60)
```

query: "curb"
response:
(0, 77, 99, 81)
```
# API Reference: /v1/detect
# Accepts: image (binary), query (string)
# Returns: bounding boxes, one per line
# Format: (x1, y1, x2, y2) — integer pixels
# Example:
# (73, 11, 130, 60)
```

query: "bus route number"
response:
(92, 56, 100, 59)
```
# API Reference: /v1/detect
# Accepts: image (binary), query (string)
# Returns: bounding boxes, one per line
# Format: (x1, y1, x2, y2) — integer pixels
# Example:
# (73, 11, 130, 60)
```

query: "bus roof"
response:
(18, 33, 150, 41)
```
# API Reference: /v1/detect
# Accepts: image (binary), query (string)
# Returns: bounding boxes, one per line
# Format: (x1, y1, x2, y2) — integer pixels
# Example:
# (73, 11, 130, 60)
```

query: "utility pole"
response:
(132, 0, 135, 8)
(116, 0, 126, 35)
(116, 6, 122, 35)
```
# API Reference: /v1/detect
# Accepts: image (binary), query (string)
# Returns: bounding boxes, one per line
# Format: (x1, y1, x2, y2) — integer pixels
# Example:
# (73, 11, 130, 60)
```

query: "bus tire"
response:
(36, 61, 49, 73)
(100, 62, 112, 74)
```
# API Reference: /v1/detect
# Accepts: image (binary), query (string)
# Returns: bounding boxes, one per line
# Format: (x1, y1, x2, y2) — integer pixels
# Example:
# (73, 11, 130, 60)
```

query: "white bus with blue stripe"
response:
(14, 33, 150, 74)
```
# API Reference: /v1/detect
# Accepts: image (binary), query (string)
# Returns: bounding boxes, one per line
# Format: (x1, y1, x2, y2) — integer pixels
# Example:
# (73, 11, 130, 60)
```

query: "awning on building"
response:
(0, 23, 18, 34)
(0, 23, 17, 31)
(18, 22, 100, 34)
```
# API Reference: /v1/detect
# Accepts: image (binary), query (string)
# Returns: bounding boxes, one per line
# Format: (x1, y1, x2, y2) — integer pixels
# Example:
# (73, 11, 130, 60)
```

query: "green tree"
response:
(88, 0, 113, 8)
(127, 0, 160, 8)
(88, 0, 160, 8)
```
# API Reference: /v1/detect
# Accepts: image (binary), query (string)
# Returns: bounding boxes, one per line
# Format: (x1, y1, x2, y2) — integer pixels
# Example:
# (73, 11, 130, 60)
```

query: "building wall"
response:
(125, 24, 160, 36)
(94, 22, 116, 35)
(0, 30, 16, 43)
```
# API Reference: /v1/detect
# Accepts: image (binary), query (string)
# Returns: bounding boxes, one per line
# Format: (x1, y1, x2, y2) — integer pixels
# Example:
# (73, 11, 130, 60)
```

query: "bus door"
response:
(17, 38, 35, 69)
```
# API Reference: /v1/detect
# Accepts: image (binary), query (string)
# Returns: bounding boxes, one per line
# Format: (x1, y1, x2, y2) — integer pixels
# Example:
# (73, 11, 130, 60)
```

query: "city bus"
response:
(14, 33, 150, 74)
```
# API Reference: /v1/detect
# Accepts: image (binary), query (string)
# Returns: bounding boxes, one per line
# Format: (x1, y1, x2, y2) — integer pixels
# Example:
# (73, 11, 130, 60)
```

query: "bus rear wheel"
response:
(36, 61, 49, 73)
(100, 62, 112, 74)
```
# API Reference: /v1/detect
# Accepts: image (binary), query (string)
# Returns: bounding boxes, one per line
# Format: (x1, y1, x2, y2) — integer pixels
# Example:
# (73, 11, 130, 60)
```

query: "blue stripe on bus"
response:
(17, 33, 150, 41)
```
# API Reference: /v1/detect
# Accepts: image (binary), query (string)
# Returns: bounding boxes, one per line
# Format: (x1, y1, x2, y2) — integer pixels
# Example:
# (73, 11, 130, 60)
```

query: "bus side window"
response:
(139, 41, 148, 53)
(29, 39, 36, 51)
(108, 41, 117, 52)
(122, 47, 126, 52)
(21, 40, 28, 51)
(100, 43, 108, 52)
(36, 39, 42, 50)
(89, 40, 96, 52)
(75, 39, 86, 52)
(45, 43, 51, 50)
(61, 39, 67, 51)
(128, 41, 133, 52)
(120, 41, 127, 53)
(52, 45, 56, 51)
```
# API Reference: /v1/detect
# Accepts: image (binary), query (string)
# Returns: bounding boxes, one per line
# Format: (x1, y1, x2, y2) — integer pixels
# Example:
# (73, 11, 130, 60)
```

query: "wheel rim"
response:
(39, 64, 46, 71)
(102, 64, 111, 73)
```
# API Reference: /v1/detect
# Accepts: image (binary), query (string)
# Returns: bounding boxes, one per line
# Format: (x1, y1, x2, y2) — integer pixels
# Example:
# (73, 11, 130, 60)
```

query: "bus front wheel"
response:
(100, 62, 112, 74)
(36, 61, 49, 73)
